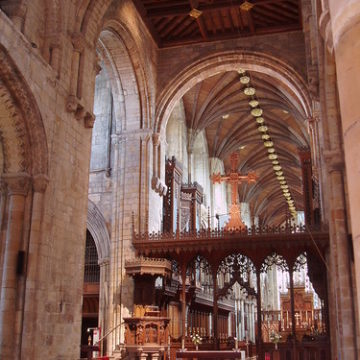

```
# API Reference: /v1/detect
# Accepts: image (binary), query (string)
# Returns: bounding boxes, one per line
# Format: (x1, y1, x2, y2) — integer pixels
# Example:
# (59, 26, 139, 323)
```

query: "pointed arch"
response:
(97, 20, 151, 131)
(87, 199, 110, 263)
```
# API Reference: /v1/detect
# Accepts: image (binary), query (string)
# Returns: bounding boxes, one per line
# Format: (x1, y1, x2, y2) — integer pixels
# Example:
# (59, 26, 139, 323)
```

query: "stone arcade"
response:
(0, 1, 360, 359)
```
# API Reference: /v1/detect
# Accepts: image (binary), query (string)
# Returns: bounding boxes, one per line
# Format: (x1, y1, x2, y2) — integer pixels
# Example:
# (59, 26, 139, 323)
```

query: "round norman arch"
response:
(87, 199, 110, 263)
(0, 45, 48, 176)
(155, 50, 312, 136)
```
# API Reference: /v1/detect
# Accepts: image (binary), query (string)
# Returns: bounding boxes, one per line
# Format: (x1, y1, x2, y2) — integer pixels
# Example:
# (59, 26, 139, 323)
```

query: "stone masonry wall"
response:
(157, 30, 307, 94)
(0, 9, 94, 359)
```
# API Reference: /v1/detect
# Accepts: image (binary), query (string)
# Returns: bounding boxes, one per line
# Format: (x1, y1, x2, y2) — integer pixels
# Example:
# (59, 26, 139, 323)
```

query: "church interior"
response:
(0, 0, 359, 359)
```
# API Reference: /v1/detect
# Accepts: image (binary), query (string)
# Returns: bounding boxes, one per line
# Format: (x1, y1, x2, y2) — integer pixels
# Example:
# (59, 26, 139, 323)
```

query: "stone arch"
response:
(155, 50, 312, 136)
(77, 0, 112, 42)
(0, 45, 48, 176)
(87, 199, 110, 263)
(96, 20, 151, 131)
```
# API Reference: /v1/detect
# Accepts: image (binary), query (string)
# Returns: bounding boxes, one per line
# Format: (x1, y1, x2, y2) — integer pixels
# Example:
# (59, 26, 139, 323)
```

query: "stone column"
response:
(0, 180, 7, 290)
(298, 149, 314, 226)
(70, 33, 85, 99)
(21, 174, 48, 359)
(289, 269, 298, 359)
(98, 258, 110, 355)
(240, 299, 245, 340)
(152, 133, 160, 180)
(251, 303, 255, 342)
(324, 152, 357, 359)
(328, 2, 360, 354)
(0, 173, 31, 360)
(66, 32, 85, 113)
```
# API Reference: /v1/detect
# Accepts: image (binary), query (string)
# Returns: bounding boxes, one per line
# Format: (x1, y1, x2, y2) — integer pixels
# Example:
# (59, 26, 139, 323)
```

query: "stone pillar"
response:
(0, 173, 31, 360)
(251, 303, 256, 342)
(240, 299, 245, 340)
(21, 174, 48, 359)
(328, 3, 360, 355)
(99, 258, 110, 355)
(0, 180, 7, 290)
(324, 153, 357, 359)
(289, 269, 297, 359)
(70, 33, 85, 99)
(298, 149, 314, 226)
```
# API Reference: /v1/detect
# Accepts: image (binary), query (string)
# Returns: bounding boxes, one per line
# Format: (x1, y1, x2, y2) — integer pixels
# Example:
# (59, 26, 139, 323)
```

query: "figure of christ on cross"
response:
(211, 152, 257, 230)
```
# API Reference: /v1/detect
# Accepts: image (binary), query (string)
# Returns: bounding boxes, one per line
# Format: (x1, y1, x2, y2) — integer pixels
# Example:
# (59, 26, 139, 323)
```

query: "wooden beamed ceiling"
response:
(133, 0, 302, 47)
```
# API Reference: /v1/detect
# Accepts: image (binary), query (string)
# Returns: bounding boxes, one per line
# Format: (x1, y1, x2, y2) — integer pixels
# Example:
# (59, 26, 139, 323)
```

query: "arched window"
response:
(84, 230, 100, 283)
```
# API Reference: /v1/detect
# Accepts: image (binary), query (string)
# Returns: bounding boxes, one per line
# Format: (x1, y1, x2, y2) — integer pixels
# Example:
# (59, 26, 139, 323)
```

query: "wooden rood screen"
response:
(131, 223, 330, 359)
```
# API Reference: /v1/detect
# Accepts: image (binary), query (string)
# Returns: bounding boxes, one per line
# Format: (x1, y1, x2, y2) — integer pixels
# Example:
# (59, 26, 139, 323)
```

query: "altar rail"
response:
(176, 350, 256, 359)
(262, 340, 330, 359)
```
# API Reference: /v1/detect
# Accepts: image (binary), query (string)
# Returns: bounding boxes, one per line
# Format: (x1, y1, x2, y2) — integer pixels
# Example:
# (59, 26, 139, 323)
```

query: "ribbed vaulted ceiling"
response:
(181, 70, 309, 225)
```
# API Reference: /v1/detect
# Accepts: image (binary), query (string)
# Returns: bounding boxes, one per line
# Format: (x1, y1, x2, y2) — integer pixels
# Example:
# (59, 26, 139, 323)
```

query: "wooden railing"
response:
(176, 350, 255, 359)
(133, 224, 327, 242)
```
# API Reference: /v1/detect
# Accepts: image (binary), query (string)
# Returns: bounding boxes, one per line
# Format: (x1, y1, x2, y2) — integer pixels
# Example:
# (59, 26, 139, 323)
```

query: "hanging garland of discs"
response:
(238, 68, 297, 218)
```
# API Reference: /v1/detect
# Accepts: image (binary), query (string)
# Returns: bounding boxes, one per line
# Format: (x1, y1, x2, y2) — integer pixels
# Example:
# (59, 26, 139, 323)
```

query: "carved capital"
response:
(66, 95, 79, 113)
(84, 111, 96, 128)
(2, 172, 31, 196)
(66, 96, 96, 128)
(71, 32, 86, 52)
(151, 176, 168, 197)
(323, 149, 344, 173)
(33, 174, 49, 193)
(94, 53, 102, 75)
(140, 133, 151, 143)
(152, 133, 161, 146)
(307, 116, 319, 126)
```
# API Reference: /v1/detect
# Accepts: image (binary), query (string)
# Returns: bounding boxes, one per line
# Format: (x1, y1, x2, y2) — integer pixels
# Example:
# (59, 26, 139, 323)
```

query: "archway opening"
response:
(80, 230, 101, 358)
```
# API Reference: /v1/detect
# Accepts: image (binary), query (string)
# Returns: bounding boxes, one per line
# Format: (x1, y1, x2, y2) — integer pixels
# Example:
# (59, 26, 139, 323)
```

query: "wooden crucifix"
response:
(211, 152, 257, 230)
